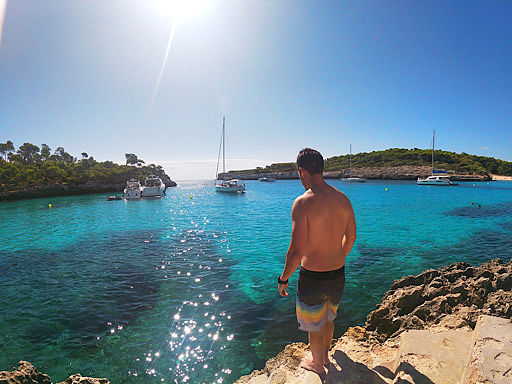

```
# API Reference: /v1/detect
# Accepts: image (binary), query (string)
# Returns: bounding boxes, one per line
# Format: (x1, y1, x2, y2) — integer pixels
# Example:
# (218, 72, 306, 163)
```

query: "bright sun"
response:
(152, 0, 211, 20)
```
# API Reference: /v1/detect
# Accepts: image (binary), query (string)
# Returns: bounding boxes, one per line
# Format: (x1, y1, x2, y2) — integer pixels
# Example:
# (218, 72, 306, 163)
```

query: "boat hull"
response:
(141, 185, 165, 198)
(417, 179, 452, 186)
(341, 178, 366, 182)
(124, 188, 142, 199)
(215, 185, 245, 193)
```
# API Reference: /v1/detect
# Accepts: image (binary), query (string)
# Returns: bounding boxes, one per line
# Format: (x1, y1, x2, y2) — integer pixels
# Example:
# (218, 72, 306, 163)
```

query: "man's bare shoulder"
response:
(330, 186, 352, 206)
(292, 191, 314, 212)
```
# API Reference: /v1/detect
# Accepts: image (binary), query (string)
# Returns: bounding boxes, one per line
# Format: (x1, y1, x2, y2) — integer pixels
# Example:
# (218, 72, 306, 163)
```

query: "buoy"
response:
(190, 196, 193, 199)
(385, 188, 388, 191)
(48, 204, 52, 208)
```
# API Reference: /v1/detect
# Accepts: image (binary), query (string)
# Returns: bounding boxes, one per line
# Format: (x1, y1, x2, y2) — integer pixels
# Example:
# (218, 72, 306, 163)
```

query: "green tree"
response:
(17, 143, 40, 163)
(41, 144, 51, 160)
(125, 153, 139, 165)
(54, 147, 74, 163)
(0, 141, 15, 160)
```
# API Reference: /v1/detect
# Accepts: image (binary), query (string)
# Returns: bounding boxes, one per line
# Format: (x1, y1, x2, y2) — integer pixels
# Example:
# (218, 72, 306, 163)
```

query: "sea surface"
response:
(1, 180, 511, 383)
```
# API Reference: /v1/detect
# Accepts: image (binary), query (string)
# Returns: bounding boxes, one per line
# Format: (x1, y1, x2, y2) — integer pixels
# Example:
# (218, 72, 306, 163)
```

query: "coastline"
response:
(491, 174, 512, 181)
(219, 166, 492, 182)
(235, 258, 512, 383)
(0, 178, 177, 201)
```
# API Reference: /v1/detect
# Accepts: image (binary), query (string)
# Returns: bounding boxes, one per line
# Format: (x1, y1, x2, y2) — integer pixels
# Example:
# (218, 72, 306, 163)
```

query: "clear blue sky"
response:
(1, 0, 511, 179)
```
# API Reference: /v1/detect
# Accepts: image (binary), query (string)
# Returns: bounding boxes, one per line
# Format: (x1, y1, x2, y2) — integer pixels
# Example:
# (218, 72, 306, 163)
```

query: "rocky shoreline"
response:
(219, 166, 491, 181)
(0, 361, 109, 384)
(235, 258, 512, 383)
(0, 178, 177, 201)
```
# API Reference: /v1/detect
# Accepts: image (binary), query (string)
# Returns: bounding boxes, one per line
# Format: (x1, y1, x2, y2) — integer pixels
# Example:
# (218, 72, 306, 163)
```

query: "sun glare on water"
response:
(151, 0, 211, 20)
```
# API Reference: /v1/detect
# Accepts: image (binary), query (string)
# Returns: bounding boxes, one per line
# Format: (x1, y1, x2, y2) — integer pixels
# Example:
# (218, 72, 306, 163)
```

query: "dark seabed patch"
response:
(447, 201, 512, 218)
(0, 230, 164, 351)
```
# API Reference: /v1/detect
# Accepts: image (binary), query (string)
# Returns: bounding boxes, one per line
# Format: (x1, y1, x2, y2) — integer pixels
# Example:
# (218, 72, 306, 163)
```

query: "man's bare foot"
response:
(300, 356, 325, 375)
(323, 355, 332, 367)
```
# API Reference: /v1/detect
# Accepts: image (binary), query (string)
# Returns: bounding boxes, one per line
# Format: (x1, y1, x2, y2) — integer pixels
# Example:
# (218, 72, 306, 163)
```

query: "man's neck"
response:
(309, 175, 326, 190)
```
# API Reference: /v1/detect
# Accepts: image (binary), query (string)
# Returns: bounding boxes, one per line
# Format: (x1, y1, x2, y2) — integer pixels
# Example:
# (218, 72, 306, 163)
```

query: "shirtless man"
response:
(278, 148, 356, 375)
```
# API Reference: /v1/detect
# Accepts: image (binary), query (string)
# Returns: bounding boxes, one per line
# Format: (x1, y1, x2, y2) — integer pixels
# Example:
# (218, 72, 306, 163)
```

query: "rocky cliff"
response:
(219, 166, 491, 181)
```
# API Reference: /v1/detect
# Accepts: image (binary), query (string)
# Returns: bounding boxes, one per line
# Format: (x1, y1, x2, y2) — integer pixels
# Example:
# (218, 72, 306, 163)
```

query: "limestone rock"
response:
(366, 258, 512, 340)
(58, 374, 110, 384)
(0, 361, 51, 384)
(461, 315, 512, 384)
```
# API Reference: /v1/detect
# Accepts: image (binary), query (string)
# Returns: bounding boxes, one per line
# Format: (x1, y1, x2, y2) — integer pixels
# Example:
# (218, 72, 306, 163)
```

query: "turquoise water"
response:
(1, 180, 511, 383)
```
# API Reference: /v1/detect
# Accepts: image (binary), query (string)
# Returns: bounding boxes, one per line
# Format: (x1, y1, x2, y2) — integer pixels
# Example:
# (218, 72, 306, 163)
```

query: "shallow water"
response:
(1, 180, 511, 383)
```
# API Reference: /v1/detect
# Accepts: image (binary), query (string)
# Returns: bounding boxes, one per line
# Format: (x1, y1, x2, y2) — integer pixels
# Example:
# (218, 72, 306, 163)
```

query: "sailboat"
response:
(417, 130, 457, 186)
(215, 117, 245, 193)
(341, 144, 366, 182)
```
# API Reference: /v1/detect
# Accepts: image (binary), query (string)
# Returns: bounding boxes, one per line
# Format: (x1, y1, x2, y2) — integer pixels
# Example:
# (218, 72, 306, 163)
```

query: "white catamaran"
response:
(341, 144, 366, 182)
(215, 117, 245, 193)
(417, 130, 457, 186)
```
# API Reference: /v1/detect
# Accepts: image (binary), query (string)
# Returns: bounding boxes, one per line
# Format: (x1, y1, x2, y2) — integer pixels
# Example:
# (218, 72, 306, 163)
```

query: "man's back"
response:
(299, 184, 355, 271)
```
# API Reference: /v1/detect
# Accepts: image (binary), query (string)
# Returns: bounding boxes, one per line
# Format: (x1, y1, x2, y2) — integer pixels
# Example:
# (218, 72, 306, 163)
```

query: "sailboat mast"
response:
(222, 117, 226, 174)
(431, 129, 435, 174)
(349, 144, 352, 178)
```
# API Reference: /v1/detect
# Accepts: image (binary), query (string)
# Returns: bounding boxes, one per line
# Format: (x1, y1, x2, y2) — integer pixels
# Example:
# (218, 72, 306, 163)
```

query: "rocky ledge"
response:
(365, 258, 512, 340)
(235, 258, 512, 383)
(219, 166, 491, 181)
(0, 361, 109, 384)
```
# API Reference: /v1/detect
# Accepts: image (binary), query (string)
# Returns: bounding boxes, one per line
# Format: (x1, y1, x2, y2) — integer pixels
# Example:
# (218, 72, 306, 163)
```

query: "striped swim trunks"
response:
(296, 265, 345, 332)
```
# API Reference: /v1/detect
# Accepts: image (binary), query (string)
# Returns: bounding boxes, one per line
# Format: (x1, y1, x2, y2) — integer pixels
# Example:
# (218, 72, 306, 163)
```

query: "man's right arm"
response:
(341, 200, 356, 257)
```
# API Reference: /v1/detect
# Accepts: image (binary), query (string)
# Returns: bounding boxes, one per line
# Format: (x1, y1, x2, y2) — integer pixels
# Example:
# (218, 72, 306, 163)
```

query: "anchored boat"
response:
(341, 144, 366, 182)
(215, 117, 245, 193)
(417, 130, 458, 186)
(141, 175, 165, 198)
(124, 179, 142, 199)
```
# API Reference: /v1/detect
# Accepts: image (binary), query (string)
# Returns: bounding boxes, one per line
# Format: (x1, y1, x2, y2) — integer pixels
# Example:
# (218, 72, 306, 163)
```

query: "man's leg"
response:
(322, 321, 334, 366)
(300, 328, 325, 374)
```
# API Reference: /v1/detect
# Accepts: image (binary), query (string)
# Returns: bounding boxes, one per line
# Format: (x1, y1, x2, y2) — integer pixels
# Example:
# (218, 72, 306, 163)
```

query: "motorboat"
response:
(124, 179, 142, 199)
(341, 177, 367, 182)
(341, 144, 366, 182)
(141, 175, 165, 198)
(214, 117, 246, 193)
(259, 177, 276, 182)
(417, 175, 457, 186)
(215, 179, 246, 193)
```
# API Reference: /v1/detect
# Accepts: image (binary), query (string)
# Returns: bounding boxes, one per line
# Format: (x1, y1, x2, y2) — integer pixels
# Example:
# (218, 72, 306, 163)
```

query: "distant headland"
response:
(0, 141, 176, 201)
(219, 148, 512, 181)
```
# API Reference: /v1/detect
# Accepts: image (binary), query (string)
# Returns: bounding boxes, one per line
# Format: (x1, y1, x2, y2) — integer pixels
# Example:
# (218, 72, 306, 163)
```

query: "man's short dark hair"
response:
(296, 148, 324, 175)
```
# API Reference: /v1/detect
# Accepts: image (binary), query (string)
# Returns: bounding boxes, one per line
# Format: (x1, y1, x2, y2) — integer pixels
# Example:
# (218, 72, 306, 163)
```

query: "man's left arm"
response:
(278, 197, 308, 297)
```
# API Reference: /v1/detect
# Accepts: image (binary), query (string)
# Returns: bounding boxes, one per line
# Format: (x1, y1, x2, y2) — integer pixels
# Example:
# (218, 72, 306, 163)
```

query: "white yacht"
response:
(215, 117, 246, 193)
(215, 179, 246, 193)
(141, 175, 165, 198)
(124, 179, 142, 200)
(417, 175, 456, 186)
(417, 130, 458, 186)
(259, 177, 276, 182)
(341, 144, 366, 182)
